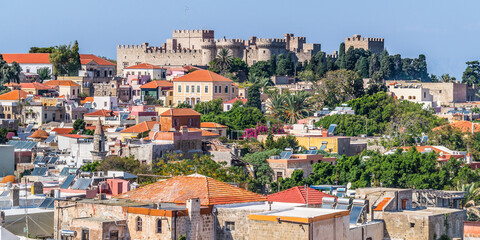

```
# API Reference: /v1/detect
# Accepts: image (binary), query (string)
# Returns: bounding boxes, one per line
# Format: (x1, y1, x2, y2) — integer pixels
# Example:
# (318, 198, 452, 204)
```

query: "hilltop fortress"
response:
(117, 30, 321, 75)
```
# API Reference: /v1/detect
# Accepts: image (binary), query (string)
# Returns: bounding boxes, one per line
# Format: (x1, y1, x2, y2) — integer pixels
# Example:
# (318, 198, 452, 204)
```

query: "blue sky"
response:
(0, 0, 479, 78)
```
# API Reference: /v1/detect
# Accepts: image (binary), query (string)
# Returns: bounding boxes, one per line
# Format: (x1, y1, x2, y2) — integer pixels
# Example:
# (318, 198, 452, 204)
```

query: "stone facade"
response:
(117, 30, 321, 75)
(345, 34, 384, 54)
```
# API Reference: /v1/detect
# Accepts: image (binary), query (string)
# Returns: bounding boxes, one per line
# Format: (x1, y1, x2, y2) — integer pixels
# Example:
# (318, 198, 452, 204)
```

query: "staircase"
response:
(373, 197, 391, 211)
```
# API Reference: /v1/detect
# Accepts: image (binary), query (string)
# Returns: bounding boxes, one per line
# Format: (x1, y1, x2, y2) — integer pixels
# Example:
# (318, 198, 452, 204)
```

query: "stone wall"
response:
(345, 35, 384, 54)
(248, 219, 310, 240)
(349, 221, 384, 240)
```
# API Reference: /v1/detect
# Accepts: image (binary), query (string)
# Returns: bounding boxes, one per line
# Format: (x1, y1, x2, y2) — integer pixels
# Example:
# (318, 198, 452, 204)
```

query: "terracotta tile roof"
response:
(79, 54, 115, 66)
(433, 120, 480, 133)
(1, 53, 50, 64)
(60, 134, 93, 139)
(29, 129, 49, 139)
(81, 97, 94, 105)
(0, 90, 29, 101)
(19, 82, 50, 90)
(44, 80, 80, 87)
(121, 121, 158, 133)
(125, 63, 164, 70)
(2, 53, 115, 66)
(114, 174, 266, 205)
(159, 108, 201, 117)
(200, 122, 227, 128)
(51, 128, 74, 135)
(84, 109, 116, 117)
(190, 128, 220, 137)
(57, 95, 65, 99)
(267, 186, 335, 205)
(140, 80, 173, 89)
(173, 70, 233, 83)
(224, 97, 247, 104)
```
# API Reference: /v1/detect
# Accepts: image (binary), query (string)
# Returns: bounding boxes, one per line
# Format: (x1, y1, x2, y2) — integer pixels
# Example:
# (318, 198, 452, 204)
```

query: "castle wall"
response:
(345, 35, 384, 54)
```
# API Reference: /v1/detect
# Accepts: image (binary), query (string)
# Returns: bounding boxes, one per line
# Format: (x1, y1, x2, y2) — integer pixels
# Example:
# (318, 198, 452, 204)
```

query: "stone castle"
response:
(117, 30, 321, 75)
(344, 34, 384, 54)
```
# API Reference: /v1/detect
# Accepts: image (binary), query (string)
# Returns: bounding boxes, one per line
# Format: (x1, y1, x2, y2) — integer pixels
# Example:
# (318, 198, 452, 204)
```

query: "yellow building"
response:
(173, 70, 238, 106)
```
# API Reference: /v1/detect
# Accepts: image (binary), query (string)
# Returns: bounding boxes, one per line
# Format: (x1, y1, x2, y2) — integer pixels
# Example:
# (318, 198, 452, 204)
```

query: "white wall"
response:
(93, 96, 118, 110)
(0, 145, 14, 176)
(16, 63, 53, 74)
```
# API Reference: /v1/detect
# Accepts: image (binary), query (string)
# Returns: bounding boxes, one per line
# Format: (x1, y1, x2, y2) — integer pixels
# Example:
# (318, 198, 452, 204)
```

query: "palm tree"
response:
(266, 93, 286, 119)
(249, 73, 274, 93)
(457, 182, 480, 221)
(283, 91, 313, 124)
(213, 48, 233, 74)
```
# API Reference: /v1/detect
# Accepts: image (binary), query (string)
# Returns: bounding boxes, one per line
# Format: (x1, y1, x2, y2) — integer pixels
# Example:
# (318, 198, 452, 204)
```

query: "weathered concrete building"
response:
(117, 30, 321, 75)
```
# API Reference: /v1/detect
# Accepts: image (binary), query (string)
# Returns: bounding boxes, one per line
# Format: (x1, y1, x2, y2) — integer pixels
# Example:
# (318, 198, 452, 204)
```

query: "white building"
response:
(124, 63, 166, 80)
(93, 96, 118, 111)
(388, 83, 434, 108)
(57, 134, 95, 168)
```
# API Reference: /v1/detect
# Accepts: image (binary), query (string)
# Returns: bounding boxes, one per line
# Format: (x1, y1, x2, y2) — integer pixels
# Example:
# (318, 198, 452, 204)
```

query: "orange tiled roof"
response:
(121, 121, 158, 133)
(159, 108, 201, 117)
(84, 109, 116, 117)
(140, 80, 173, 89)
(224, 97, 247, 104)
(79, 54, 115, 66)
(173, 70, 233, 83)
(125, 63, 164, 70)
(433, 120, 480, 133)
(44, 80, 80, 87)
(1, 53, 50, 64)
(60, 134, 93, 139)
(267, 186, 335, 205)
(190, 128, 220, 137)
(0, 90, 29, 101)
(1, 53, 115, 66)
(51, 128, 74, 135)
(19, 82, 50, 90)
(114, 174, 266, 205)
(29, 129, 49, 139)
(80, 97, 94, 105)
(200, 122, 227, 128)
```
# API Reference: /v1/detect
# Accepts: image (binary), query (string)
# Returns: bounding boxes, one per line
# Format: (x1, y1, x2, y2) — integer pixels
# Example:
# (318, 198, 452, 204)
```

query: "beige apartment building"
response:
(173, 70, 238, 106)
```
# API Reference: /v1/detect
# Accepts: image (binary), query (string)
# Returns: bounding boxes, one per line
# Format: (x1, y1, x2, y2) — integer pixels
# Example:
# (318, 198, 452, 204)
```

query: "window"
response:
(225, 86, 228, 93)
(157, 219, 162, 233)
(174, 119, 179, 127)
(189, 118, 193, 126)
(44, 113, 47, 119)
(424, 92, 426, 98)
(110, 230, 119, 240)
(205, 85, 208, 93)
(178, 85, 182, 93)
(232, 87, 235, 93)
(197, 85, 200, 93)
(136, 217, 142, 231)
(225, 221, 235, 231)
(81, 229, 89, 240)
(191, 85, 194, 93)
(215, 86, 218, 93)
(186, 85, 189, 93)
(219, 86, 222, 93)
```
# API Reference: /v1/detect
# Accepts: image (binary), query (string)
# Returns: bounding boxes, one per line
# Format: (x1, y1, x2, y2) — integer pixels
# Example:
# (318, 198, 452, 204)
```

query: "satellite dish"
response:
(347, 182, 352, 190)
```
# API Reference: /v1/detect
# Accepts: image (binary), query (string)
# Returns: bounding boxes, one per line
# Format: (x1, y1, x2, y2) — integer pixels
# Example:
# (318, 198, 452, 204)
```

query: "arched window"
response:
(157, 219, 162, 233)
(136, 217, 142, 231)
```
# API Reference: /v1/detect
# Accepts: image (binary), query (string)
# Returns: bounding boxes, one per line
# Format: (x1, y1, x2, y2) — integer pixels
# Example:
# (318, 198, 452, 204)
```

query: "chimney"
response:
(10, 186, 19, 207)
(186, 198, 201, 240)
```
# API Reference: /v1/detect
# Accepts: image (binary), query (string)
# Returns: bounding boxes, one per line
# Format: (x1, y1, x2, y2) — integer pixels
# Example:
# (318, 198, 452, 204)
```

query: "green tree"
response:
(29, 47, 55, 53)
(368, 54, 381, 77)
(249, 61, 273, 78)
(246, 84, 262, 110)
(37, 67, 51, 81)
(356, 57, 369, 78)
(68, 40, 81, 76)
(463, 61, 480, 86)
(282, 91, 313, 124)
(98, 155, 150, 175)
(380, 55, 395, 79)
(81, 161, 100, 172)
(441, 73, 456, 83)
(176, 102, 192, 108)
(314, 70, 364, 107)
(336, 42, 346, 69)
(212, 48, 233, 74)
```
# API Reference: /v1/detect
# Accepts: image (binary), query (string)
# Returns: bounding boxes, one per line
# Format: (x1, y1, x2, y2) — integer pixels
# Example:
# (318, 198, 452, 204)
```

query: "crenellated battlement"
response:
(144, 48, 202, 54)
(346, 35, 384, 43)
(215, 38, 245, 44)
(256, 38, 287, 43)
(173, 29, 214, 34)
(365, 37, 384, 42)
(117, 44, 147, 49)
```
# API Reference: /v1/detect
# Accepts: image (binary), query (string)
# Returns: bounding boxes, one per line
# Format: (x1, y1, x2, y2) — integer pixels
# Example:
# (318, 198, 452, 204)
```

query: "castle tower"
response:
(200, 40, 216, 65)
(91, 118, 107, 161)
(256, 39, 287, 62)
(345, 34, 384, 54)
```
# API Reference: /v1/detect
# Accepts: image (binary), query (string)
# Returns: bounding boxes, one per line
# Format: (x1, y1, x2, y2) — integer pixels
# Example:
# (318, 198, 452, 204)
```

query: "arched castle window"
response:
(157, 219, 162, 233)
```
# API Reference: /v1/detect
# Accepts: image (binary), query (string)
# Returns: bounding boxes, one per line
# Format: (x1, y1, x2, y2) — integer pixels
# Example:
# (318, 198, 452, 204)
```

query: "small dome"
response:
(1, 175, 16, 183)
